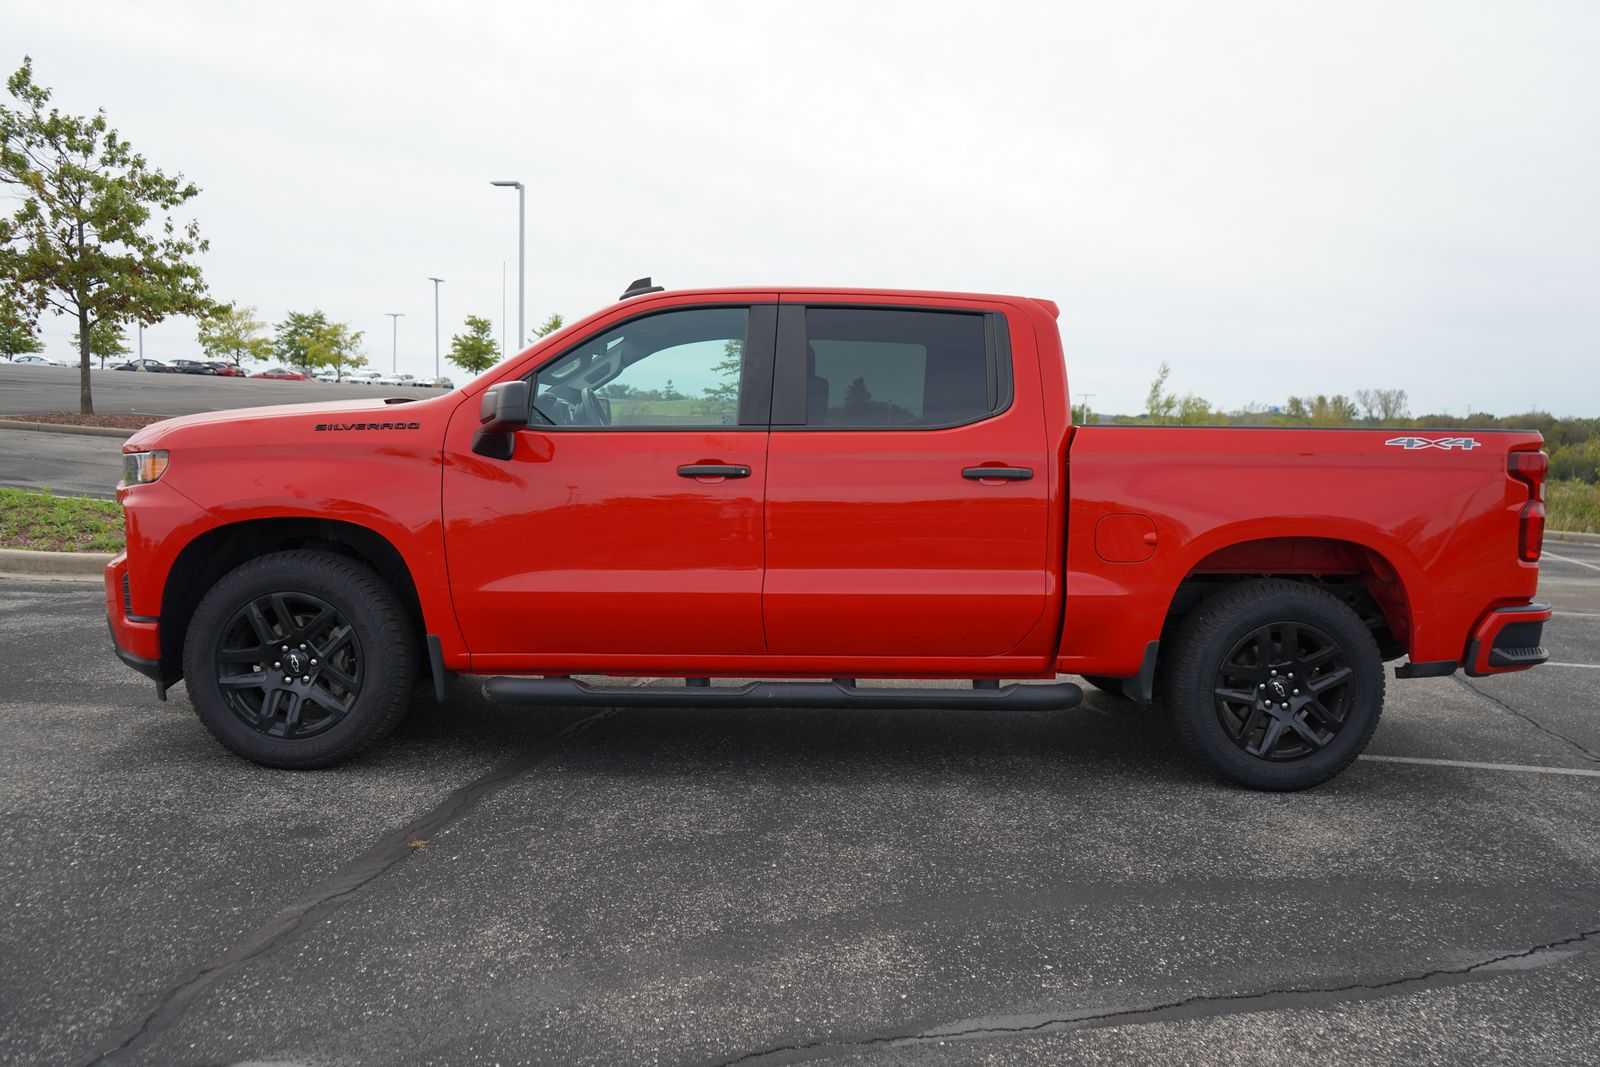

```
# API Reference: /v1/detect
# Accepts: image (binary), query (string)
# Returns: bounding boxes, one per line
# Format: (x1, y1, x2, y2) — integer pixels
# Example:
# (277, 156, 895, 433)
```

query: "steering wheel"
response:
(541, 384, 609, 426)
(578, 387, 609, 426)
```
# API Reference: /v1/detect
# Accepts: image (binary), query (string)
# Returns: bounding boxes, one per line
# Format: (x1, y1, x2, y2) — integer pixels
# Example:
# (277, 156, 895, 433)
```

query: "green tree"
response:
(535, 313, 563, 338)
(0, 295, 41, 359)
(197, 303, 271, 367)
(0, 57, 210, 413)
(447, 314, 499, 375)
(1145, 362, 1179, 421)
(305, 321, 364, 379)
(273, 310, 330, 370)
(702, 338, 743, 403)
(70, 319, 129, 368)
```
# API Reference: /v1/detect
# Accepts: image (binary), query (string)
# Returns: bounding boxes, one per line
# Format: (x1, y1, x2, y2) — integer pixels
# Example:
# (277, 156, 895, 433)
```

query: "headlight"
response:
(123, 450, 169, 485)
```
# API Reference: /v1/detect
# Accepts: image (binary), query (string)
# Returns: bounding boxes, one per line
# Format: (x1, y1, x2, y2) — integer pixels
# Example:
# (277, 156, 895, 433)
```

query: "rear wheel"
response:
(182, 550, 416, 768)
(1165, 579, 1383, 790)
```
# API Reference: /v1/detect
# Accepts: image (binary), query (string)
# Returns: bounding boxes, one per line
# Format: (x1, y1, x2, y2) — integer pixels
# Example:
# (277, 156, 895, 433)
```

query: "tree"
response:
(0, 295, 41, 359)
(197, 303, 271, 367)
(447, 315, 498, 375)
(0, 57, 210, 413)
(273, 310, 330, 370)
(535, 313, 563, 338)
(70, 319, 129, 368)
(305, 321, 364, 379)
(1145, 362, 1179, 421)
(1354, 387, 1409, 422)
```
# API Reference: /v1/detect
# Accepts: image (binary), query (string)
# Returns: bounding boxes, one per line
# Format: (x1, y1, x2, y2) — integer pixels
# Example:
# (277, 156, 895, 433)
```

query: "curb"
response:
(1549, 530, 1600, 546)
(0, 419, 133, 439)
(0, 548, 113, 581)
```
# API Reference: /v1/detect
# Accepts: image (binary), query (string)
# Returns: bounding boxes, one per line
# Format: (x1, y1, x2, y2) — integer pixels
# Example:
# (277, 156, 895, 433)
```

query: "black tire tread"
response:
(1166, 578, 1384, 791)
(181, 550, 416, 769)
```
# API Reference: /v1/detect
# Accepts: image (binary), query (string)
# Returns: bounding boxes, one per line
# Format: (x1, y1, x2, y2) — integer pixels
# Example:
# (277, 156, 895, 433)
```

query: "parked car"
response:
(346, 370, 385, 385)
(10, 354, 68, 366)
(248, 367, 308, 380)
(114, 359, 172, 373)
(106, 279, 1554, 790)
(207, 362, 247, 377)
(167, 359, 217, 375)
(375, 373, 416, 387)
(418, 376, 455, 389)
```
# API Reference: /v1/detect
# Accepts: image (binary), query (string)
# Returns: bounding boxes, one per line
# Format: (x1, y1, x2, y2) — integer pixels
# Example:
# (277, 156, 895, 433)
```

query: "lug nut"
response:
(299, 643, 306, 650)
(273, 661, 281, 669)
(283, 676, 292, 683)
(301, 675, 310, 683)
(1258, 683, 1265, 689)
(1288, 672, 1295, 679)
(1270, 669, 1278, 677)
(310, 659, 317, 665)
(1293, 688, 1300, 695)
(281, 645, 288, 652)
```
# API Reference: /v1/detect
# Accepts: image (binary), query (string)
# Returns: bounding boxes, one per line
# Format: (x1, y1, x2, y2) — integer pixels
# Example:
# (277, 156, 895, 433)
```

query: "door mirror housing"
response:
(473, 380, 531, 458)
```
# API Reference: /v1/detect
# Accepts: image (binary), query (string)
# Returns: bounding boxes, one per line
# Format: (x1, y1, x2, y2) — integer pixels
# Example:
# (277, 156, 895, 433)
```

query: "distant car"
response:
(346, 370, 385, 385)
(375, 373, 416, 387)
(418, 376, 455, 389)
(312, 370, 340, 383)
(167, 359, 216, 375)
(248, 367, 308, 380)
(115, 359, 172, 373)
(11, 354, 68, 366)
(206, 362, 246, 377)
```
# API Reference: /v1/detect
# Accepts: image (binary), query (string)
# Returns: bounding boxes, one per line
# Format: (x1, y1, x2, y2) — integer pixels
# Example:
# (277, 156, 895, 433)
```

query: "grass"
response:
(0, 488, 125, 552)
(1547, 479, 1600, 534)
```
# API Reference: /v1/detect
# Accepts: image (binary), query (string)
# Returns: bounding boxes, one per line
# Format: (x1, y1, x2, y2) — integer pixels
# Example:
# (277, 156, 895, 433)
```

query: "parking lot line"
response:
(1544, 551, 1600, 573)
(1361, 754, 1600, 777)
(1544, 662, 1600, 670)
(1551, 611, 1600, 618)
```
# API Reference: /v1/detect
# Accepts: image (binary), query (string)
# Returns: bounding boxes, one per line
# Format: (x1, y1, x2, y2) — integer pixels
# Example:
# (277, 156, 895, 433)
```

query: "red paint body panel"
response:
(106, 286, 1546, 689)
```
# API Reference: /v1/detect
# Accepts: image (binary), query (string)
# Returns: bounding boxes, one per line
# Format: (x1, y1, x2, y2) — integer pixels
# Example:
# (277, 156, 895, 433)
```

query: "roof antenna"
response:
(620, 276, 665, 300)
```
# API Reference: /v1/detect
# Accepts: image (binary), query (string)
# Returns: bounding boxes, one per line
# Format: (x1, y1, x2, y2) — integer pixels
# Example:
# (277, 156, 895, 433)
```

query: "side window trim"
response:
(772, 303, 1014, 432)
(519, 302, 777, 432)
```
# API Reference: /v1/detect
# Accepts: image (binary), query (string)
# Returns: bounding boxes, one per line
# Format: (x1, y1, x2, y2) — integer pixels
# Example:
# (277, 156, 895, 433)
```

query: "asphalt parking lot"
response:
(1, 547, 1597, 1066)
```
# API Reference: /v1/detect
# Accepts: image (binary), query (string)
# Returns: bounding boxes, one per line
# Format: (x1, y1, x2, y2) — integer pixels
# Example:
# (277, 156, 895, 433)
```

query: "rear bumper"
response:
(105, 552, 166, 694)
(1465, 600, 1552, 677)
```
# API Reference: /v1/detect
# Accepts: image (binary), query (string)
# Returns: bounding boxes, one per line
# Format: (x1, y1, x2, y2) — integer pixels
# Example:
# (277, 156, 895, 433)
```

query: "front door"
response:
(761, 300, 1053, 659)
(444, 301, 776, 660)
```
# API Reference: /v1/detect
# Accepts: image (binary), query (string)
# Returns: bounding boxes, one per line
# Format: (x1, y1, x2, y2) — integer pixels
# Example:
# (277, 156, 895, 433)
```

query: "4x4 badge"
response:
(1384, 436, 1481, 451)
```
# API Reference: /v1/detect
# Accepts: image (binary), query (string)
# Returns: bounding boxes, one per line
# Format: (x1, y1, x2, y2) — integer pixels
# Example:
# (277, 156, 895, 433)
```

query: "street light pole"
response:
(427, 277, 444, 378)
(384, 313, 404, 373)
(490, 180, 525, 349)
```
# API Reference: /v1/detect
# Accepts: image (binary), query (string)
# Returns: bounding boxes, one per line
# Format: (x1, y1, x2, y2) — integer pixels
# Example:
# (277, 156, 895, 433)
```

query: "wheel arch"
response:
(1164, 534, 1418, 661)
(159, 517, 428, 683)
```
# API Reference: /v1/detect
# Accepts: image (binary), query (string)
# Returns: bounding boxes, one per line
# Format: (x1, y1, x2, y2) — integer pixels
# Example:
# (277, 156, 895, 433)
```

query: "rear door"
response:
(761, 298, 1054, 659)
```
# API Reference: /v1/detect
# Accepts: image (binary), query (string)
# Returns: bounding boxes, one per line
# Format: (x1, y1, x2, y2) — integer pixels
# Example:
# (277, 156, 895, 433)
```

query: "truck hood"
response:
(123, 397, 425, 451)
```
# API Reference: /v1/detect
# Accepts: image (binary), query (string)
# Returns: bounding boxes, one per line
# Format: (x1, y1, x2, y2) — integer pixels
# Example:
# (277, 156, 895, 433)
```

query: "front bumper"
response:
(105, 552, 167, 697)
(1465, 600, 1553, 677)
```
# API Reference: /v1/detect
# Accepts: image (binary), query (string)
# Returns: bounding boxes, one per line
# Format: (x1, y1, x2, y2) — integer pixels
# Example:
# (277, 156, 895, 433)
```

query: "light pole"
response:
(490, 180, 525, 349)
(427, 277, 444, 378)
(385, 313, 404, 373)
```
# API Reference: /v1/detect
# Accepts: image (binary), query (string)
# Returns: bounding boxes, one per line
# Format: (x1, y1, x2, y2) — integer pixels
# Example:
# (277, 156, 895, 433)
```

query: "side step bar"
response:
(482, 676, 1083, 712)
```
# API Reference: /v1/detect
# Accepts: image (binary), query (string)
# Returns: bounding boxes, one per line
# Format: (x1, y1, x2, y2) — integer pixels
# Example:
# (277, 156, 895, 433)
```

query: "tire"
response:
(182, 550, 417, 768)
(1165, 579, 1384, 791)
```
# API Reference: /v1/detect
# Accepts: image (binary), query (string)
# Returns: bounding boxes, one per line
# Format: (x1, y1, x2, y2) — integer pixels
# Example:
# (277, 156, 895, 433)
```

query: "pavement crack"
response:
(708, 925, 1600, 1066)
(1455, 675, 1600, 763)
(77, 708, 616, 1067)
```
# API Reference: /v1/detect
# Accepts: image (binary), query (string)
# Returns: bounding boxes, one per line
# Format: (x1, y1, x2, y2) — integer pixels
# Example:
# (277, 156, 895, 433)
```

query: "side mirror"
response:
(472, 380, 531, 458)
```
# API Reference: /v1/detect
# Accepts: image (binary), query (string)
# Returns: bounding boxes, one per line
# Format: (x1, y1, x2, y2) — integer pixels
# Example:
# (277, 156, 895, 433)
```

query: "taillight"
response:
(1509, 450, 1548, 562)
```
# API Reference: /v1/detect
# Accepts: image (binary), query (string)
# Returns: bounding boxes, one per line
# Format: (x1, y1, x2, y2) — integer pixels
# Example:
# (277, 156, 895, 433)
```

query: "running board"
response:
(482, 676, 1083, 712)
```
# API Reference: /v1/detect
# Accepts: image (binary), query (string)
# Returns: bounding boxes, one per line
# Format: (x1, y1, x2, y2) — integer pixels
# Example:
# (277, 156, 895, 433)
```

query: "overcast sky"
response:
(9, 0, 1597, 414)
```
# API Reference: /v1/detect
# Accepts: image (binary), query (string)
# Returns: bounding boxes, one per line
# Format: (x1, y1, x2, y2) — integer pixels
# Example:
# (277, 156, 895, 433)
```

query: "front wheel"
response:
(1165, 579, 1384, 790)
(182, 550, 417, 768)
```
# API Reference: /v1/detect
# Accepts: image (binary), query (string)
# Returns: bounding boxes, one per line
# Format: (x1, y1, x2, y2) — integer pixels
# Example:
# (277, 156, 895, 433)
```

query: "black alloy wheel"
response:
(1211, 621, 1353, 761)
(183, 550, 416, 768)
(214, 591, 363, 740)
(1164, 579, 1384, 790)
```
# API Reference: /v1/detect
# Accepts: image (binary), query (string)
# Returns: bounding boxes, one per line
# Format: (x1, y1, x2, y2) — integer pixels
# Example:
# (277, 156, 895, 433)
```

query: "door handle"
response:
(678, 464, 752, 478)
(962, 466, 1033, 481)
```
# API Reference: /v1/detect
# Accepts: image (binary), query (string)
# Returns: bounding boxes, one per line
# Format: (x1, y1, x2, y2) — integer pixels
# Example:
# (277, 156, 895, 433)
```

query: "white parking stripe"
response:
(1551, 611, 1600, 618)
(1544, 551, 1600, 573)
(1542, 662, 1600, 669)
(1362, 755, 1600, 778)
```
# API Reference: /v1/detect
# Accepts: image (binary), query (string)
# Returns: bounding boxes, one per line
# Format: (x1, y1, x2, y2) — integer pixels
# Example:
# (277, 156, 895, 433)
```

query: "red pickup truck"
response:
(106, 281, 1552, 789)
